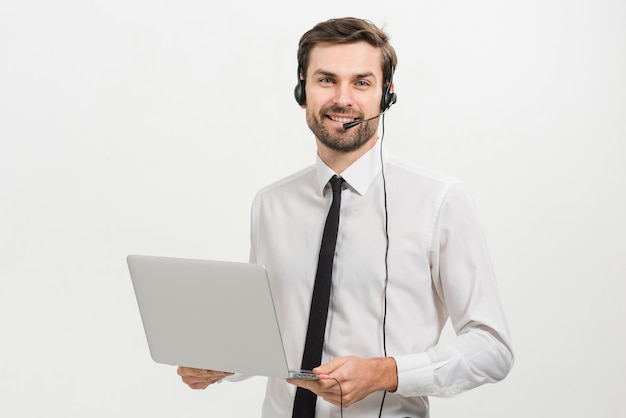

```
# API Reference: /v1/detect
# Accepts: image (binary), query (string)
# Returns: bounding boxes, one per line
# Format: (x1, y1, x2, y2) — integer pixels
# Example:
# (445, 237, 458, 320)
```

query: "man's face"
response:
(303, 42, 385, 153)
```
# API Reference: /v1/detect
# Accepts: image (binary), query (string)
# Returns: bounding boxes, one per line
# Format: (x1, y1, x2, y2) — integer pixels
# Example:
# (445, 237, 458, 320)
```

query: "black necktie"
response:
(292, 175, 344, 418)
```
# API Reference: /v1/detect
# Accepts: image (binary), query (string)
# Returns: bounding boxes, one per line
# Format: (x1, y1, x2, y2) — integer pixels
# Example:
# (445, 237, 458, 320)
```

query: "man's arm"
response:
(394, 183, 514, 398)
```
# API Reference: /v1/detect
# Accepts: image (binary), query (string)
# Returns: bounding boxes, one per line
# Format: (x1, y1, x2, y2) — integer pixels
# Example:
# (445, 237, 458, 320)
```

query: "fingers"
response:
(177, 367, 233, 390)
(289, 376, 344, 407)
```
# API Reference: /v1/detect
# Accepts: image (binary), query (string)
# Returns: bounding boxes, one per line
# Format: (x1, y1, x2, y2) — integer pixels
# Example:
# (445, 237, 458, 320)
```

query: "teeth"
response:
(330, 116, 356, 123)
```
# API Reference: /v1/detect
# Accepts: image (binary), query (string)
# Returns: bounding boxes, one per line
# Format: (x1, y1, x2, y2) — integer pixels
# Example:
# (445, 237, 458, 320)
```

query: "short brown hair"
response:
(296, 17, 398, 85)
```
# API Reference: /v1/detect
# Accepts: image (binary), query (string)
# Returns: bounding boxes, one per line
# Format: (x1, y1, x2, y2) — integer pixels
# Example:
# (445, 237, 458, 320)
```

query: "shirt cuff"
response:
(393, 352, 434, 397)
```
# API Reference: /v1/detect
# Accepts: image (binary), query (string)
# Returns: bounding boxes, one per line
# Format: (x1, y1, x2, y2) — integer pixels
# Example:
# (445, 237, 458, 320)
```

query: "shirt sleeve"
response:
(249, 192, 259, 264)
(395, 183, 514, 398)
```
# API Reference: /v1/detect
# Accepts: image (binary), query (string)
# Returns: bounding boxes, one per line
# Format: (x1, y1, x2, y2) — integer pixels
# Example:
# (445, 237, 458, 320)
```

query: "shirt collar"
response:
(315, 139, 386, 196)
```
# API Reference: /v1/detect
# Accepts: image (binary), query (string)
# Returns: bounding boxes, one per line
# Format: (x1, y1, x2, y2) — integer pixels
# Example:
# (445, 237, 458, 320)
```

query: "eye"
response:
(355, 80, 372, 89)
(320, 77, 334, 85)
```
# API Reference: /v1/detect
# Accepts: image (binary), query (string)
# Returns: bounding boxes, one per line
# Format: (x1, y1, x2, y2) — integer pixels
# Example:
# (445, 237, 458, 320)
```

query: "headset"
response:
(294, 65, 397, 112)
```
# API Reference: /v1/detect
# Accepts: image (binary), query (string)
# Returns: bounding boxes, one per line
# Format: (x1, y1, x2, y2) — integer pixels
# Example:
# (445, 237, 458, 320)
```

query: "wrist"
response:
(374, 357, 398, 392)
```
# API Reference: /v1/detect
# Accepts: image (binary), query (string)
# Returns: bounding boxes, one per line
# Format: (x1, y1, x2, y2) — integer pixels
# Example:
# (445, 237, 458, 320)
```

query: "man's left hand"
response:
(288, 356, 398, 408)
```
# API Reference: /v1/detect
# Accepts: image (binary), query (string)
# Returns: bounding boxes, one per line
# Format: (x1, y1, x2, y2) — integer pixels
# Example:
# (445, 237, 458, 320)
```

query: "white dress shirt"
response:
(248, 139, 514, 417)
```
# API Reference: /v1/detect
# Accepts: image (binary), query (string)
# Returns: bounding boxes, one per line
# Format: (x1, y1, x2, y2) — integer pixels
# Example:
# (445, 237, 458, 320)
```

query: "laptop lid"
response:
(127, 254, 317, 380)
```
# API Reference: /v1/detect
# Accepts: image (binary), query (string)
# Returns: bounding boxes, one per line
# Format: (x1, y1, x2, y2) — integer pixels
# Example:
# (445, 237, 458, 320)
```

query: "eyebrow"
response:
(311, 69, 377, 81)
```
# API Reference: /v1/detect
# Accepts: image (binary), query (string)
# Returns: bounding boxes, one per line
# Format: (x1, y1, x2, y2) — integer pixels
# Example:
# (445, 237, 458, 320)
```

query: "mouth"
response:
(326, 114, 360, 125)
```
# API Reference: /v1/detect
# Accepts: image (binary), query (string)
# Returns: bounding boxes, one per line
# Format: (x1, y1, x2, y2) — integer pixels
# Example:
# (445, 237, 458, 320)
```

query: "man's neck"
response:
(316, 137, 378, 174)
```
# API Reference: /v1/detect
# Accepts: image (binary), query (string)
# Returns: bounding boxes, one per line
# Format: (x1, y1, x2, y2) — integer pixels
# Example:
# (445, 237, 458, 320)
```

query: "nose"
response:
(332, 82, 355, 108)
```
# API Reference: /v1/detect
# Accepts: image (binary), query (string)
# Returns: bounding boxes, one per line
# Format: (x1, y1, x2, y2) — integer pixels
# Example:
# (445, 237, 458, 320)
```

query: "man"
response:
(178, 17, 514, 417)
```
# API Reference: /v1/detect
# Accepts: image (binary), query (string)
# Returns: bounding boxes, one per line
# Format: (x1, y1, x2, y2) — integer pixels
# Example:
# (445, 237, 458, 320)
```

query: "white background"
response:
(1, 0, 624, 416)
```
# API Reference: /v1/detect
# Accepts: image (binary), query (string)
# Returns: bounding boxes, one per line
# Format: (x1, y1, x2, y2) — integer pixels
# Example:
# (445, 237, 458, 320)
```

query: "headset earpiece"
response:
(380, 72, 397, 112)
(294, 65, 306, 105)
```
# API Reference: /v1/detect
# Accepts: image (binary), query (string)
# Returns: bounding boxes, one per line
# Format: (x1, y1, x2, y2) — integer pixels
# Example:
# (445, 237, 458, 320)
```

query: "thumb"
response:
(313, 356, 344, 375)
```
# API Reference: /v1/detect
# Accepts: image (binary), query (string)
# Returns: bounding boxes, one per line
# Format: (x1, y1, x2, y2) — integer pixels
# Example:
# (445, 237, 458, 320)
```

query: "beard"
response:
(306, 105, 378, 153)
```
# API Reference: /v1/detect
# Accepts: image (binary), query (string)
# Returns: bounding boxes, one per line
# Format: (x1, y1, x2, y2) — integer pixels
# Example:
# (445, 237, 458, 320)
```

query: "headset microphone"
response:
(342, 112, 384, 130)
(342, 85, 396, 129)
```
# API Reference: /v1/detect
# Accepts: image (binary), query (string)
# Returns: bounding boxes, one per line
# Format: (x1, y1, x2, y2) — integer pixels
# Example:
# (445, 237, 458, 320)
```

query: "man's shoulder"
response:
(254, 165, 316, 199)
(387, 153, 462, 189)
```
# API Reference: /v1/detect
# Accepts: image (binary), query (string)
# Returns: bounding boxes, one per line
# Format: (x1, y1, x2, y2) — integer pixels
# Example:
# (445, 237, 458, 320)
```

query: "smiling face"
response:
(303, 41, 385, 155)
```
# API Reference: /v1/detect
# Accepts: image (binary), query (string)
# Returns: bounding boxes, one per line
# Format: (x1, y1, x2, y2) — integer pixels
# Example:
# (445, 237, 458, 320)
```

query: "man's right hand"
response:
(177, 367, 234, 390)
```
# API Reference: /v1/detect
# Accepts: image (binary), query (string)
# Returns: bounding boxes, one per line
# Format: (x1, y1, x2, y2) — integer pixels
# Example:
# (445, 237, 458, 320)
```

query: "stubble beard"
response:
(306, 107, 377, 153)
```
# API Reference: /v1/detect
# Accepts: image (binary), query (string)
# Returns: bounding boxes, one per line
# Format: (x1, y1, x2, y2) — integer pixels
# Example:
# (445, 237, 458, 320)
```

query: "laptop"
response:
(127, 254, 318, 380)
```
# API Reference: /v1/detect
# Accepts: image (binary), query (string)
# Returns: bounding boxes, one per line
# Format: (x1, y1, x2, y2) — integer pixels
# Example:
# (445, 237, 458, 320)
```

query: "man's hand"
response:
(177, 367, 234, 390)
(288, 356, 398, 408)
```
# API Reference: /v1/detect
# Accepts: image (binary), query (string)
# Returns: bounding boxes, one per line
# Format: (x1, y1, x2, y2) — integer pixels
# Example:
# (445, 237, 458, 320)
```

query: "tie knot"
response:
(329, 175, 344, 193)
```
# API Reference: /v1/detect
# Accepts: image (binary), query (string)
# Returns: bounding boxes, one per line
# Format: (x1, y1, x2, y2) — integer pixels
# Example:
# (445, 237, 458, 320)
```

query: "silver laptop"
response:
(127, 254, 318, 380)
